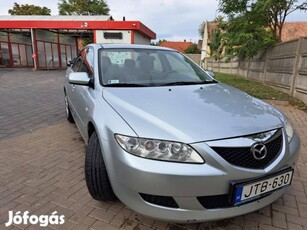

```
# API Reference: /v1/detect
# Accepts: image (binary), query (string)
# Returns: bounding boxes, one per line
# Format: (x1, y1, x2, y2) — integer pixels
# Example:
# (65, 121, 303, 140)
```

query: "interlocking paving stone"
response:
(0, 69, 306, 229)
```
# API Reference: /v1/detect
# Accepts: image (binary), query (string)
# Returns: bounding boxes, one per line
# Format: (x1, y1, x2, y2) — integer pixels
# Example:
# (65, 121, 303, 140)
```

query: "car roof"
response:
(89, 43, 176, 52)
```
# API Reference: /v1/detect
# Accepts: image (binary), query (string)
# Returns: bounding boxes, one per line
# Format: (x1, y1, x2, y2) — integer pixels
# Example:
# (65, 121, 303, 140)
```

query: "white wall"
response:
(95, 30, 151, 45)
(134, 32, 151, 45)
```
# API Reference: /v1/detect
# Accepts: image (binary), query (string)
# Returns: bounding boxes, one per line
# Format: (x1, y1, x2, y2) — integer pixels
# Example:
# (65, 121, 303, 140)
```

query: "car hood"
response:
(103, 83, 284, 143)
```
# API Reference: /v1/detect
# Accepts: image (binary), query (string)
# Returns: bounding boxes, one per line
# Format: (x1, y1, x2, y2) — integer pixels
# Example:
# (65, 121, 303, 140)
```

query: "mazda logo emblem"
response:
(251, 142, 267, 160)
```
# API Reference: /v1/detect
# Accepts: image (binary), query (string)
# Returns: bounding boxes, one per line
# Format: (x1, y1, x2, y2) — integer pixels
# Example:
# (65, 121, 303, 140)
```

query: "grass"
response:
(215, 73, 307, 112)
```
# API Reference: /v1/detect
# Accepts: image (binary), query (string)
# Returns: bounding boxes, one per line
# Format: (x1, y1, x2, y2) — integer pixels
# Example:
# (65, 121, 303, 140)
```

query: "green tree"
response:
(8, 2, 51, 15)
(199, 21, 206, 38)
(184, 43, 201, 54)
(221, 14, 275, 59)
(254, 0, 307, 41)
(210, 28, 224, 60)
(220, 0, 307, 41)
(215, 0, 307, 59)
(58, 0, 110, 15)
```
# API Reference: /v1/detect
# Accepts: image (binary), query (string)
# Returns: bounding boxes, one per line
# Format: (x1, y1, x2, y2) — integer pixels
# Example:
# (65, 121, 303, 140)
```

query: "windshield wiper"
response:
(105, 83, 147, 87)
(159, 81, 217, 86)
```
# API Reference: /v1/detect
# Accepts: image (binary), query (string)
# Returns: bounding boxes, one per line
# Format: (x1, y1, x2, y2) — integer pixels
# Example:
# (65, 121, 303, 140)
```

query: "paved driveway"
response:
(0, 69, 306, 230)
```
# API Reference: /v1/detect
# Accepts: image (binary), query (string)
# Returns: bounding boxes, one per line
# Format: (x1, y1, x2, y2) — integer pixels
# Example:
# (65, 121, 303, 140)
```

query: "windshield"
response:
(98, 48, 216, 87)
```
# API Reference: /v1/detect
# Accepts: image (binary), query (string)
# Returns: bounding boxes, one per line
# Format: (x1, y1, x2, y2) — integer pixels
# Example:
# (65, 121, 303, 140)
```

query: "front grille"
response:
(139, 193, 179, 208)
(212, 129, 282, 169)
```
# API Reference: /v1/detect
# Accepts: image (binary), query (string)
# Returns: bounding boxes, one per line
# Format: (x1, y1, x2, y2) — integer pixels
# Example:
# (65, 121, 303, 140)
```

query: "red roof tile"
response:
(159, 41, 193, 53)
(281, 22, 307, 42)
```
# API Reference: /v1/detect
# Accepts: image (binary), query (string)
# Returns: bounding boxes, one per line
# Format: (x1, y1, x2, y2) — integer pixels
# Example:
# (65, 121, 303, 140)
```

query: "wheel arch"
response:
(87, 121, 96, 143)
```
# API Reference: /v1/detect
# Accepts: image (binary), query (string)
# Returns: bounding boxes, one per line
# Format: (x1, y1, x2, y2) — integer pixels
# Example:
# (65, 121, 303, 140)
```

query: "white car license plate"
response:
(232, 168, 293, 206)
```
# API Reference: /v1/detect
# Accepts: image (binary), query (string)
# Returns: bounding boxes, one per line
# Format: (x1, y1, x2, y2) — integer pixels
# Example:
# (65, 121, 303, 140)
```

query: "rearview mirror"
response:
(68, 72, 90, 86)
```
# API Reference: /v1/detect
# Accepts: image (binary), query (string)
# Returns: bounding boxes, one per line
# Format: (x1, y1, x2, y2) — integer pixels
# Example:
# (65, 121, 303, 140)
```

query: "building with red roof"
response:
(159, 40, 193, 53)
(281, 22, 307, 42)
(0, 15, 156, 69)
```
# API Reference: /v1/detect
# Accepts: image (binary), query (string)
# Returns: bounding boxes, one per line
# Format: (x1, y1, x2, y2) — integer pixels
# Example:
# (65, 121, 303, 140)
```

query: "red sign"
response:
(32, 53, 36, 58)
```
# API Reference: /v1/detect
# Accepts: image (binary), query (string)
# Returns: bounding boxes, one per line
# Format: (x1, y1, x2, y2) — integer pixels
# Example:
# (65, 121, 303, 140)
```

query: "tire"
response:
(64, 92, 74, 123)
(85, 131, 117, 201)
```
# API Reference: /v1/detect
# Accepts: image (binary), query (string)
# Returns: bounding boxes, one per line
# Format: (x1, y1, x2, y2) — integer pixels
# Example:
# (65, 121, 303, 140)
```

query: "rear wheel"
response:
(64, 92, 74, 123)
(85, 131, 117, 201)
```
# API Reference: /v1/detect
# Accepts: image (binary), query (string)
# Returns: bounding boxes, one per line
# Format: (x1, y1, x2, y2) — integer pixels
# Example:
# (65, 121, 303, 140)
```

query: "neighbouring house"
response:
(200, 21, 219, 55)
(159, 40, 193, 53)
(200, 21, 219, 69)
(281, 22, 307, 42)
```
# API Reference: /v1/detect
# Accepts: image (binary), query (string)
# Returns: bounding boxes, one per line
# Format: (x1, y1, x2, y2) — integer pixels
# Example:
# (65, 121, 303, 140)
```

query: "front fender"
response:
(90, 96, 137, 143)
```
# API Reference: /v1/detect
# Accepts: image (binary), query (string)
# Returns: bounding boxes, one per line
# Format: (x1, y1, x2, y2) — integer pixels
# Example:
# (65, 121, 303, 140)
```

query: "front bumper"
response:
(100, 131, 300, 222)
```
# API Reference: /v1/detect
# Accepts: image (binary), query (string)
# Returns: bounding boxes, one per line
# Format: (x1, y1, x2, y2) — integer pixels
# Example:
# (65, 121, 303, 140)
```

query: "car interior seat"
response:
(101, 56, 112, 77)
(123, 59, 139, 82)
(137, 55, 155, 81)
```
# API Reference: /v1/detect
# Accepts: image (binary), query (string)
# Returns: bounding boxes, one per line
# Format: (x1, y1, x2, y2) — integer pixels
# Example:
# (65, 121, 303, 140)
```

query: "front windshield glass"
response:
(98, 48, 216, 87)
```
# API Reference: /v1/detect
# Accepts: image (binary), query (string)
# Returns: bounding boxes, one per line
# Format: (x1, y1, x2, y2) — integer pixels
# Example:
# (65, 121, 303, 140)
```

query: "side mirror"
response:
(205, 71, 215, 79)
(68, 72, 90, 86)
(67, 58, 76, 67)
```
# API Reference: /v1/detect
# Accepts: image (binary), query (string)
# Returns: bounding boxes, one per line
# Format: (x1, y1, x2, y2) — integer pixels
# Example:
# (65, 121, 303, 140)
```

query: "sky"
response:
(1, 0, 306, 43)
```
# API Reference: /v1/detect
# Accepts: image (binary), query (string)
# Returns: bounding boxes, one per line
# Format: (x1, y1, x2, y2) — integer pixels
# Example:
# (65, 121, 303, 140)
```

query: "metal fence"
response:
(206, 37, 307, 104)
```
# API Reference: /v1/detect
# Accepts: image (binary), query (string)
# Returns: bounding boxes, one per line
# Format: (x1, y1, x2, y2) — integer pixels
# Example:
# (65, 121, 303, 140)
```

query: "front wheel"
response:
(85, 131, 117, 201)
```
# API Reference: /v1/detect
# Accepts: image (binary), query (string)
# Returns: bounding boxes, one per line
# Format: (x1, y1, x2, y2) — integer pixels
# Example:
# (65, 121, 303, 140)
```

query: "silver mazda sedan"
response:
(64, 44, 300, 222)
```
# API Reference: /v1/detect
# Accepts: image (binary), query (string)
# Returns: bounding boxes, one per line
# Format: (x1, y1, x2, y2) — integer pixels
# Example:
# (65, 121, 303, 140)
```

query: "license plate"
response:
(232, 168, 293, 206)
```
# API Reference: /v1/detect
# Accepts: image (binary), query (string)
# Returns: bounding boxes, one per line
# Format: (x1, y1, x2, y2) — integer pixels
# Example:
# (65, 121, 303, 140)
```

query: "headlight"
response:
(115, 134, 204, 164)
(285, 120, 294, 142)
